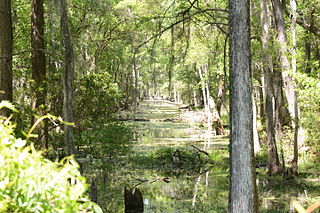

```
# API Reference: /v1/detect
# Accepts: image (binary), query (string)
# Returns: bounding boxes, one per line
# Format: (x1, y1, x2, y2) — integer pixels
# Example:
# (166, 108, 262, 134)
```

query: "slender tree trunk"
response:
(198, 65, 207, 112)
(253, 95, 260, 153)
(304, 33, 311, 74)
(60, 0, 76, 155)
(133, 51, 138, 119)
(168, 26, 175, 100)
(290, 0, 299, 175)
(228, 0, 258, 211)
(0, 0, 13, 116)
(31, 0, 47, 147)
(260, 0, 281, 175)
(216, 35, 229, 117)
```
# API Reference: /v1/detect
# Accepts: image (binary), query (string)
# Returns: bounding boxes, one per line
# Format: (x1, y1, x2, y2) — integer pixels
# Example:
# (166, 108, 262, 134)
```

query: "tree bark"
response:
(260, 0, 281, 175)
(271, 0, 296, 121)
(0, 0, 13, 116)
(290, 0, 299, 175)
(228, 0, 258, 211)
(60, 0, 76, 156)
(272, 0, 301, 174)
(168, 26, 175, 100)
(31, 0, 47, 147)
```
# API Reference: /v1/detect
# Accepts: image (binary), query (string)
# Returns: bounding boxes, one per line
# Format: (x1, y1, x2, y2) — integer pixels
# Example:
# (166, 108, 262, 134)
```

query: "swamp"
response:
(0, 0, 320, 212)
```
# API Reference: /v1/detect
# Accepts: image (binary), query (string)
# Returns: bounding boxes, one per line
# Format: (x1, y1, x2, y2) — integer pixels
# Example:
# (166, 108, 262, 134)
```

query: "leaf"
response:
(0, 101, 17, 112)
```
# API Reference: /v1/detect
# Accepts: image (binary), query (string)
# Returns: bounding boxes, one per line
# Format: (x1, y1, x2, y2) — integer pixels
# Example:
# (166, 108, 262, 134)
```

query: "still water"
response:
(85, 101, 310, 212)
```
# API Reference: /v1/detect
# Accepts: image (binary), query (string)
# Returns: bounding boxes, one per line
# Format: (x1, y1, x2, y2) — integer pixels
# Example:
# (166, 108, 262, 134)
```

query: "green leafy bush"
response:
(0, 102, 102, 213)
(74, 72, 123, 124)
(296, 73, 320, 161)
(75, 122, 134, 159)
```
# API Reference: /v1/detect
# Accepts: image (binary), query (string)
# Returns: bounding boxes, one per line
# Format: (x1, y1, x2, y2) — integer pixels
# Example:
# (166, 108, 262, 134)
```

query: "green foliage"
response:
(74, 72, 123, 123)
(75, 122, 134, 159)
(0, 103, 102, 213)
(296, 72, 320, 161)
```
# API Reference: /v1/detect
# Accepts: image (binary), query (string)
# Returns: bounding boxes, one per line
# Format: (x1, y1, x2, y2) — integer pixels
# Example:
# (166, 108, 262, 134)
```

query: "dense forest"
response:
(0, 0, 320, 212)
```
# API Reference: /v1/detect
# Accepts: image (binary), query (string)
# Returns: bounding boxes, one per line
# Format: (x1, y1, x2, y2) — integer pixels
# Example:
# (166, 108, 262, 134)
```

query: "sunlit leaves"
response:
(0, 108, 102, 212)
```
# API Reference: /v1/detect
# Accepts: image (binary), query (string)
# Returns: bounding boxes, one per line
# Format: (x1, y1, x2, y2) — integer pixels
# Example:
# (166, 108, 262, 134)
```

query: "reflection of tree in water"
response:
(124, 187, 144, 213)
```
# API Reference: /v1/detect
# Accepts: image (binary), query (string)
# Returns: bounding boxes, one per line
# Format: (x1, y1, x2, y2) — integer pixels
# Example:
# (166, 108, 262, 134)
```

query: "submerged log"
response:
(90, 178, 98, 203)
(124, 187, 144, 213)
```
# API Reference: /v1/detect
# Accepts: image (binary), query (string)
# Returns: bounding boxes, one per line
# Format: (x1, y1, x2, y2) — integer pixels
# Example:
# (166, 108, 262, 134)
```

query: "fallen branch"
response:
(190, 145, 209, 156)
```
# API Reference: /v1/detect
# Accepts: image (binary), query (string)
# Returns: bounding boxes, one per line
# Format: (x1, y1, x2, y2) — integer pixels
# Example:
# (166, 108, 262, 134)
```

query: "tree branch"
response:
(136, 8, 228, 50)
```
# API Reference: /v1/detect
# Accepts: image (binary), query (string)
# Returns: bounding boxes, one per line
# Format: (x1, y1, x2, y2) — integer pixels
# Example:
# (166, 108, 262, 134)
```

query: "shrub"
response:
(75, 122, 134, 159)
(0, 101, 102, 213)
(74, 72, 123, 124)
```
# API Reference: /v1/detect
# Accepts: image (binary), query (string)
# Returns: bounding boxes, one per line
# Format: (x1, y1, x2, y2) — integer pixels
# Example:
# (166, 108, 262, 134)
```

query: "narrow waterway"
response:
(89, 100, 305, 212)
(122, 100, 229, 212)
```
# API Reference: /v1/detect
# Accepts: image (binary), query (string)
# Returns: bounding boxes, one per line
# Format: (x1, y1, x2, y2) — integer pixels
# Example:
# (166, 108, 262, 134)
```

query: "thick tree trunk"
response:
(272, 0, 301, 175)
(260, 0, 281, 175)
(271, 0, 296, 121)
(228, 0, 258, 211)
(0, 0, 13, 115)
(31, 0, 47, 147)
(60, 0, 76, 156)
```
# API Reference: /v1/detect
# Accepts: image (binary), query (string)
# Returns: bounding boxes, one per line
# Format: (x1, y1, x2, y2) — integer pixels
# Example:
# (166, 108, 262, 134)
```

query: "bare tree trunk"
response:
(31, 0, 47, 147)
(228, 0, 258, 211)
(133, 51, 138, 120)
(260, 0, 281, 175)
(198, 65, 208, 112)
(252, 95, 260, 153)
(271, 0, 296, 121)
(60, 0, 76, 156)
(290, 0, 299, 175)
(272, 0, 301, 175)
(0, 0, 13, 116)
(168, 26, 175, 100)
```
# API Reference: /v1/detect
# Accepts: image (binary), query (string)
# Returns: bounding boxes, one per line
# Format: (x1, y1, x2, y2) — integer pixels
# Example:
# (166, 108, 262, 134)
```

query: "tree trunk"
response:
(133, 51, 138, 120)
(228, 0, 258, 211)
(60, 0, 76, 156)
(290, 0, 299, 175)
(272, 0, 301, 175)
(260, 0, 281, 175)
(252, 95, 260, 153)
(31, 0, 47, 147)
(0, 0, 13, 116)
(124, 187, 144, 213)
(271, 0, 296, 122)
(168, 26, 175, 100)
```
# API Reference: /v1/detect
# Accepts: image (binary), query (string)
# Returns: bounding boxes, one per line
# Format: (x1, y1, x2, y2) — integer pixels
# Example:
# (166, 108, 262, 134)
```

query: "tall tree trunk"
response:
(133, 51, 138, 120)
(260, 0, 281, 175)
(31, 0, 47, 147)
(271, 0, 296, 121)
(228, 0, 258, 211)
(304, 32, 311, 74)
(168, 26, 175, 100)
(0, 0, 13, 116)
(198, 65, 208, 112)
(60, 0, 76, 155)
(272, 0, 301, 174)
(290, 0, 299, 175)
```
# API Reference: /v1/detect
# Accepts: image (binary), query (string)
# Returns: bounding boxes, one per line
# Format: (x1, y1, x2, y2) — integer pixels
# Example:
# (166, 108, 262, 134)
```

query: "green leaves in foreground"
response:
(0, 103, 102, 213)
